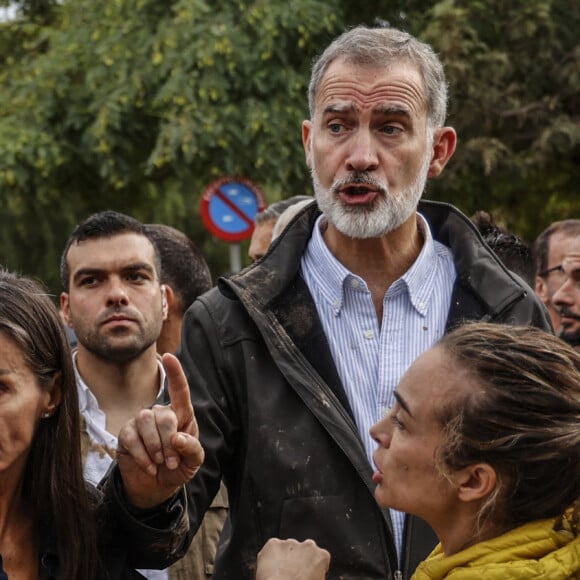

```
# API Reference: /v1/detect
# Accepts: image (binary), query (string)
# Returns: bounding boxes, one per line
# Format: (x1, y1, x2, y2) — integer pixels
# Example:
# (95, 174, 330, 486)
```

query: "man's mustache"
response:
(331, 172, 388, 196)
(559, 308, 580, 321)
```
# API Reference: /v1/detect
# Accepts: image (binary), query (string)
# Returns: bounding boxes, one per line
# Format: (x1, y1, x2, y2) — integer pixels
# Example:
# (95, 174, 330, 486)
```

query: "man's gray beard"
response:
(311, 150, 431, 239)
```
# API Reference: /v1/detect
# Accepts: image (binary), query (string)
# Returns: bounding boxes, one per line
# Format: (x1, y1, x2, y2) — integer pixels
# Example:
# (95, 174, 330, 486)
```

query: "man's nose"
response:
(106, 279, 129, 306)
(552, 277, 575, 307)
(346, 130, 379, 172)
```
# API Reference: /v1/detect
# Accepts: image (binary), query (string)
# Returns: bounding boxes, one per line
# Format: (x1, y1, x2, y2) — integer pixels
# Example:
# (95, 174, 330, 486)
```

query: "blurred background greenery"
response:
(0, 0, 578, 291)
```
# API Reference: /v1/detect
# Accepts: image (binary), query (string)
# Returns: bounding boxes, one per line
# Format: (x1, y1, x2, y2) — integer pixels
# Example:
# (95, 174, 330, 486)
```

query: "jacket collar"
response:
(418, 200, 531, 325)
(221, 199, 530, 321)
(414, 515, 579, 579)
(219, 199, 317, 305)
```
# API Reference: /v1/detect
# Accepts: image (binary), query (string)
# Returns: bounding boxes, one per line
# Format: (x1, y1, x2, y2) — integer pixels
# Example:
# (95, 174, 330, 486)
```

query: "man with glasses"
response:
(551, 250, 580, 350)
(534, 219, 580, 334)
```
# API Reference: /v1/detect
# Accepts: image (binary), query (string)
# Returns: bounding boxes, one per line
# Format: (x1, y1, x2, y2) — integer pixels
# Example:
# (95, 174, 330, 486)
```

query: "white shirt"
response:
(74, 352, 169, 580)
(301, 213, 456, 563)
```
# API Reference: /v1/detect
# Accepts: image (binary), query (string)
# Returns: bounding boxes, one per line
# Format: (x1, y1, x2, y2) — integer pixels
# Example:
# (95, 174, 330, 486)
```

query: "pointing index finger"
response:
(162, 353, 196, 435)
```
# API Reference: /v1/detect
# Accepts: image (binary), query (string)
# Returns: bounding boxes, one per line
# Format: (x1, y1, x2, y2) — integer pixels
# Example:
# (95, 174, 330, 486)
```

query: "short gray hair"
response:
(255, 195, 314, 225)
(308, 25, 448, 128)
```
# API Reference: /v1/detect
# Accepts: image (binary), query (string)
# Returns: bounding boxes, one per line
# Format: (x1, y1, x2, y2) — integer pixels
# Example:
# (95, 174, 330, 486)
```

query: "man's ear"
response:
(454, 463, 497, 504)
(161, 284, 170, 320)
(60, 293, 72, 327)
(163, 284, 183, 319)
(428, 127, 457, 178)
(302, 120, 313, 168)
(535, 276, 550, 304)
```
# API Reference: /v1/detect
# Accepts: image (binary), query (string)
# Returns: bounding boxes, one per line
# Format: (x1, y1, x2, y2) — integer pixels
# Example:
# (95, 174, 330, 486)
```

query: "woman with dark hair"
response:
(257, 323, 580, 579)
(0, 269, 200, 579)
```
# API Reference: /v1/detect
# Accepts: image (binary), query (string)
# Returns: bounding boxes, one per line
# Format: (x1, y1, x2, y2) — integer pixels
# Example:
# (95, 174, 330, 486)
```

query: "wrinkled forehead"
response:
(549, 232, 580, 262)
(315, 57, 427, 114)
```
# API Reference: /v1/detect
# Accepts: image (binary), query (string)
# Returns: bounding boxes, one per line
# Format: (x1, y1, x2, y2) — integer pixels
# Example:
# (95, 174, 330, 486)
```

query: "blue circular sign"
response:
(201, 176, 266, 242)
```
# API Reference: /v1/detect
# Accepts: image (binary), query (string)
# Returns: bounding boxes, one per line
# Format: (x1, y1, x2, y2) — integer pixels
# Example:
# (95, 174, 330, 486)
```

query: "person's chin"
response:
(559, 329, 580, 348)
(374, 487, 389, 509)
(374, 482, 401, 510)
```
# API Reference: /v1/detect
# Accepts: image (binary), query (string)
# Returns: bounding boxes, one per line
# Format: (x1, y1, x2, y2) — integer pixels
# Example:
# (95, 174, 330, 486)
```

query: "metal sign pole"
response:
(229, 243, 242, 273)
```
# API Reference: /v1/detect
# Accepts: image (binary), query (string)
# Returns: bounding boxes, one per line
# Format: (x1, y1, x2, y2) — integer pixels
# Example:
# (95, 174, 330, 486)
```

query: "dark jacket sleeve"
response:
(94, 466, 192, 573)
(176, 293, 240, 535)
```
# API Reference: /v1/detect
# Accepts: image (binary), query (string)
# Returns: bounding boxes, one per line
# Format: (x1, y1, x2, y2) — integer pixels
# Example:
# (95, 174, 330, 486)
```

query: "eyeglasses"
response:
(539, 263, 580, 290)
(538, 264, 565, 278)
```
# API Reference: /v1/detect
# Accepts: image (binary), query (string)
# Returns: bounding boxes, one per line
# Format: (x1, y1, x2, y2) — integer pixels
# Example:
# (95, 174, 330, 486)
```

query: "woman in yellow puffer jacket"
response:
(257, 323, 580, 579)
(410, 505, 579, 579)
(374, 323, 580, 579)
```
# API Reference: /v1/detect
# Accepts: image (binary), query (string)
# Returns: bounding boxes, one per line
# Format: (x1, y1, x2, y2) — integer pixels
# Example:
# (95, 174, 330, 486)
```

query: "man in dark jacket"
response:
(178, 25, 551, 580)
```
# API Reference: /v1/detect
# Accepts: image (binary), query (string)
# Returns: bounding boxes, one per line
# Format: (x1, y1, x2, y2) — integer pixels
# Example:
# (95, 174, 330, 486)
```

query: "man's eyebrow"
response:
(323, 103, 357, 115)
(123, 262, 156, 274)
(562, 256, 580, 269)
(559, 259, 580, 276)
(374, 104, 411, 117)
(72, 263, 155, 281)
(322, 104, 411, 117)
(394, 391, 414, 417)
(72, 267, 103, 282)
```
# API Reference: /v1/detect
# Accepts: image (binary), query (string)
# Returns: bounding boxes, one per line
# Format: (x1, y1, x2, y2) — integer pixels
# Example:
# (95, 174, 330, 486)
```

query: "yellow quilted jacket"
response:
(412, 507, 580, 579)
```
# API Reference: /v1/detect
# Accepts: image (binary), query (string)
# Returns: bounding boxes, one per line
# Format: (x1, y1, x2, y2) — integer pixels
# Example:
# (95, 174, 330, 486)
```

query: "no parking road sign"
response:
(200, 176, 266, 243)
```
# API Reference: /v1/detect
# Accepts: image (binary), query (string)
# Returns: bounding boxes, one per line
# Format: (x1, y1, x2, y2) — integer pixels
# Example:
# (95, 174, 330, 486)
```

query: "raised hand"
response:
(117, 353, 204, 509)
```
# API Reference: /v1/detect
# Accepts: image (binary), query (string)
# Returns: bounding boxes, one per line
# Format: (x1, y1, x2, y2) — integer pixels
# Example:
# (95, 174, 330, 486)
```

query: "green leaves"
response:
(424, 0, 579, 234)
(0, 0, 577, 292)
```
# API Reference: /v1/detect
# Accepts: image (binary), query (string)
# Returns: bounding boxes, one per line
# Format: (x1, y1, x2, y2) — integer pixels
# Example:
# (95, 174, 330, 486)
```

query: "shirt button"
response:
(364, 329, 375, 339)
(350, 279, 360, 288)
(418, 302, 426, 311)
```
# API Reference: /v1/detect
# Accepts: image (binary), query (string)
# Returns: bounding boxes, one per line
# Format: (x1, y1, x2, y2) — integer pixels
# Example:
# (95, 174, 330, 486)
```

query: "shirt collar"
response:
(302, 215, 351, 315)
(402, 213, 440, 316)
(301, 212, 439, 317)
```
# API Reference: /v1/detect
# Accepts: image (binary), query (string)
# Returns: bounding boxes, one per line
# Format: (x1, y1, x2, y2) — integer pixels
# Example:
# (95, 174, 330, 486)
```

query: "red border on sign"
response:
(200, 176, 266, 242)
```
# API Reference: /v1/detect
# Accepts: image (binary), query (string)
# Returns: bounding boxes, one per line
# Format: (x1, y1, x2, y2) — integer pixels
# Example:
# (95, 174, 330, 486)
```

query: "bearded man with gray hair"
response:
(178, 25, 551, 579)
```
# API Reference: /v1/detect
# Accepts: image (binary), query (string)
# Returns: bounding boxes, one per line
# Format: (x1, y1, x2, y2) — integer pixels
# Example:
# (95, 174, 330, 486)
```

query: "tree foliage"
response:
(422, 0, 579, 235)
(0, 0, 578, 292)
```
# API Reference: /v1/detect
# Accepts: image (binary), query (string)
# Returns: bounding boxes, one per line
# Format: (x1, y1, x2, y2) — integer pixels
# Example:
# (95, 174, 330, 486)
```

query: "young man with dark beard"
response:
(60, 211, 176, 580)
(171, 26, 551, 579)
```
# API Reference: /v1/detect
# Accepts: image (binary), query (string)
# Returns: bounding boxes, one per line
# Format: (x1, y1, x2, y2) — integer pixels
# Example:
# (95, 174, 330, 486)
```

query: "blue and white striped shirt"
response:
(301, 213, 456, 562)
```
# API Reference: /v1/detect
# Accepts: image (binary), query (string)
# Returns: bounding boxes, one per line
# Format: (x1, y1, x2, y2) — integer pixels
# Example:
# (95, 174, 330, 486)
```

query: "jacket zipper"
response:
(394, 571, 403, 580)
